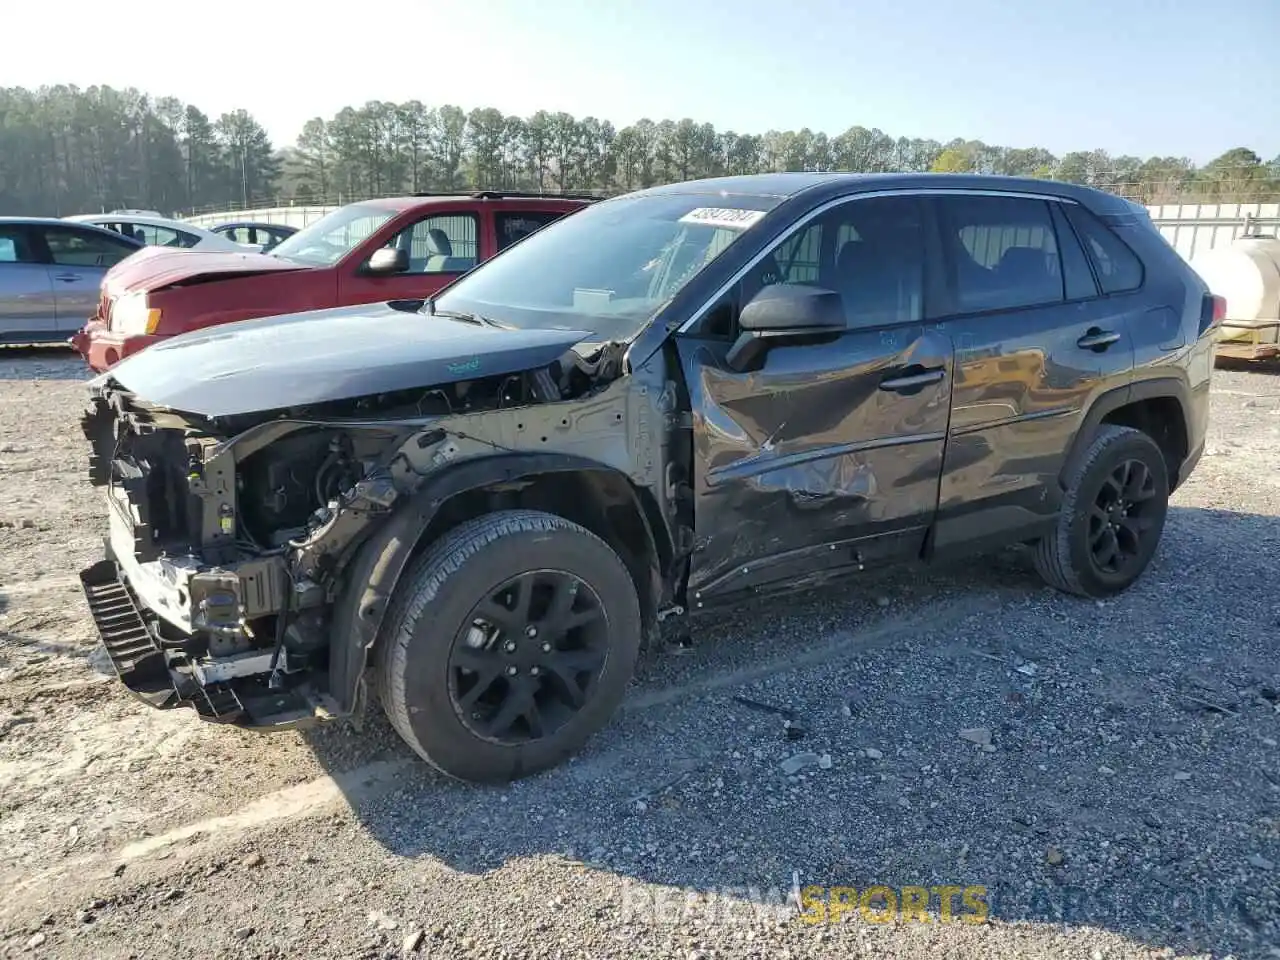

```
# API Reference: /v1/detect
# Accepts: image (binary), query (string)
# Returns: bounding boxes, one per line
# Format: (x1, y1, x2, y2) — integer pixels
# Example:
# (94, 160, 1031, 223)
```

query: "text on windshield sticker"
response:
(678, 207, 766, 230)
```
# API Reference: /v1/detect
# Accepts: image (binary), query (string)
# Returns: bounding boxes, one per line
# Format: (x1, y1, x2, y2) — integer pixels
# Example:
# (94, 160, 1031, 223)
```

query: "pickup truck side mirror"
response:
(726, 284, 846, 372)
(365, 247, 409, 275)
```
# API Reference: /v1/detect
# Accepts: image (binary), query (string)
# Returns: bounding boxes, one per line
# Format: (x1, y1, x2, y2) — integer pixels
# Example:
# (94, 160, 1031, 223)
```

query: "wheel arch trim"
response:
(327, 451, 671, 716)
(1059, 376, 1191, 492)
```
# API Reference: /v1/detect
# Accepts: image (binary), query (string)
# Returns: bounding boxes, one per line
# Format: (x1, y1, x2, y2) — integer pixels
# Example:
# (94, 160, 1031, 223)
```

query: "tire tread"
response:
(378, 509, 627, 779)
(1032, 424, 1162, 597)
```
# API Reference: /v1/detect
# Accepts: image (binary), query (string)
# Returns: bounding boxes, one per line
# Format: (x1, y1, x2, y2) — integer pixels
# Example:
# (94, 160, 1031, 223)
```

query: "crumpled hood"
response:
(103, 246, 310, 297)
(104, 301, 593, 418)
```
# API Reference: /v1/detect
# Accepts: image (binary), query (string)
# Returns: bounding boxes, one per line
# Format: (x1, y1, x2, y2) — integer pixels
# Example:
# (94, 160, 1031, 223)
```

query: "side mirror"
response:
(727, 284, 845, 372)
(365, 247, 409, 274)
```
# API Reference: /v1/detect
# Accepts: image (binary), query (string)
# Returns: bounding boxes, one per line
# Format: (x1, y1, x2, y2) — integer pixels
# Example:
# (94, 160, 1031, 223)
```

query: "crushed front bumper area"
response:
(80, 557, 335, 730)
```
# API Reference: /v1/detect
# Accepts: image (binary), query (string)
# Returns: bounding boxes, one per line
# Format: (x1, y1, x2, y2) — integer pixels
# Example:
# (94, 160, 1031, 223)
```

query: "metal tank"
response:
(1190, 231, 1280, 360)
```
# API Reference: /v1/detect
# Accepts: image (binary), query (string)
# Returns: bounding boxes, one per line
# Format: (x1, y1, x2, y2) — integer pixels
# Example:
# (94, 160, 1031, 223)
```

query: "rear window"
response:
(1063, 204, 1144, 294)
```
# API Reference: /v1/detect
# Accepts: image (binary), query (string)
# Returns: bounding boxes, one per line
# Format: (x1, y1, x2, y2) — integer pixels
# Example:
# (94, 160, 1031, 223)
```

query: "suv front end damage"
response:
(78, 327, 678, 731)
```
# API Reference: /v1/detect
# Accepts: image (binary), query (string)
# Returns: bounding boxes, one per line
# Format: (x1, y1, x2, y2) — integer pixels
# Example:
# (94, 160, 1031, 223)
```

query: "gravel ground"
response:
(0, 347, 1277, 960)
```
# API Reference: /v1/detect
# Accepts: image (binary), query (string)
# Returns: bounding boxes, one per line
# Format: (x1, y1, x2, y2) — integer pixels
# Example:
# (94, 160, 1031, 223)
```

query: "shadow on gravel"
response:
(300, 507, 1278, 957)
(1215, 356, 1280, 376)
(0, 345, 90, 381)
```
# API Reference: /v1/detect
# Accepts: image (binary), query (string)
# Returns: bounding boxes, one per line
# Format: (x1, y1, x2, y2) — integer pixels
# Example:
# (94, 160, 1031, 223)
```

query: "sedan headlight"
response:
(111, 291, 162, 336)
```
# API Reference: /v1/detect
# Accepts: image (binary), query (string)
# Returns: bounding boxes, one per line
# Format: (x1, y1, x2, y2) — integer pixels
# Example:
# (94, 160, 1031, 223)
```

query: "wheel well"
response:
(411, 470, 666, 633)
(1101, 397, 1188, 487)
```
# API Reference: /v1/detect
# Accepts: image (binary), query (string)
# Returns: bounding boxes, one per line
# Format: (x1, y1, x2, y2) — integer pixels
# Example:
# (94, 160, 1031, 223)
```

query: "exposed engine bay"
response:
(77, 336, 676, 729)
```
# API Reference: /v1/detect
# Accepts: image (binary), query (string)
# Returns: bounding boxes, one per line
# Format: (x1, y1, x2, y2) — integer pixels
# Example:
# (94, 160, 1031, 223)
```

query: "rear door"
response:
(337, 209, 480, 305)
(927, 192, 1136, 553)
(34, 225, 141, 333)
(675, 194, 954, 602)
(0, 223, 56, 341)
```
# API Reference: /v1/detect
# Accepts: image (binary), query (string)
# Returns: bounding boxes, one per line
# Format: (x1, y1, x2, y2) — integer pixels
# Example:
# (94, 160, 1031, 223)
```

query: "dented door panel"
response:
(676, 325, 954, 598)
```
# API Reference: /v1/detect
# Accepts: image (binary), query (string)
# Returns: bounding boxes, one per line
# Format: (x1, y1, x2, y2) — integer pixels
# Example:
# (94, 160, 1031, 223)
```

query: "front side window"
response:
(433, 193, 780, 340)
(701, 196, 926, 336)
(938, 196, 1064, 313)
(0, 226, 36, 263)
(388, 214, 479, 274)
(269, 203, 397, 266)
(41, 227, 137, 268)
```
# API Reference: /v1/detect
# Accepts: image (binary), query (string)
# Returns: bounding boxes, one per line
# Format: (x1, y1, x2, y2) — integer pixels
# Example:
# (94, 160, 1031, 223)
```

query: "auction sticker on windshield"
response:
(678, 207, 767, 230)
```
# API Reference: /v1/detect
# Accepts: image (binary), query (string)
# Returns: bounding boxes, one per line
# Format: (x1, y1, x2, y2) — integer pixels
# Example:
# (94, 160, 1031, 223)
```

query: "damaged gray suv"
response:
(80, 173, 1218, 782)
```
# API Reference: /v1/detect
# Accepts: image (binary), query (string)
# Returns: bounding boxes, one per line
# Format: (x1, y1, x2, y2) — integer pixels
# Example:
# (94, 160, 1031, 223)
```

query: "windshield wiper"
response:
(425, 301, 507, 328)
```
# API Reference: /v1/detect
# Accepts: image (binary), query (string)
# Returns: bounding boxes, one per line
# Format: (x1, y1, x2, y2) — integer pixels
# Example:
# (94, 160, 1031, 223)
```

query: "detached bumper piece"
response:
(80, 560, 324, 729)
(80, 559, 242, 719)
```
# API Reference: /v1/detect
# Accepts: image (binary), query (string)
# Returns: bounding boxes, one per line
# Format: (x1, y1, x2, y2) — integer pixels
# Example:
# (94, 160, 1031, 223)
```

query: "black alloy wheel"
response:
(448, 569, 610, 744)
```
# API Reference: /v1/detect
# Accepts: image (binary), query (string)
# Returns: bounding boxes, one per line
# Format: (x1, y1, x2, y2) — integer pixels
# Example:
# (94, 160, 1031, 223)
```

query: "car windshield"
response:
(432, 193, 781, 340)
(269, 203, 395, 266)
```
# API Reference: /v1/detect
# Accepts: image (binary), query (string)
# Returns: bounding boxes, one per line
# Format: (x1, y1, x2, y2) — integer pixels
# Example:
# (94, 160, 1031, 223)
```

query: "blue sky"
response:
(5, 0, 1277, 163)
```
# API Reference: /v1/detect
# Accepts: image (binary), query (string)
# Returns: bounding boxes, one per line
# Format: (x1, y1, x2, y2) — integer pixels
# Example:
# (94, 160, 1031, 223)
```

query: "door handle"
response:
(53, 273, 81, 282)
(1077, 328, 1121, 351)
(879, 367, 945, 392)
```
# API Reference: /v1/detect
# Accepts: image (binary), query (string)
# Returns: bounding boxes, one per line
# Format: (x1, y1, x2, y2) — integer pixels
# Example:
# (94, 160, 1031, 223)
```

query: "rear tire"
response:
(378, 509, 642, 783)
(1032, 425, 1169, 598)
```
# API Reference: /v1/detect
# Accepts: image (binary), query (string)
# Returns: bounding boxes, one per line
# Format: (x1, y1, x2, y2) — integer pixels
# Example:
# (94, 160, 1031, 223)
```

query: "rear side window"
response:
(131, 223, 199, 248)
(1062, 204, 1144, 294)
(937, 196, 1063, 313)
(496, 212, 564, 252)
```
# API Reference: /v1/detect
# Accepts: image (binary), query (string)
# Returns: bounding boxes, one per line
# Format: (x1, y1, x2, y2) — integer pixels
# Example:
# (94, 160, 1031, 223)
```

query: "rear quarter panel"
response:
(1116, 219, 1214, 460)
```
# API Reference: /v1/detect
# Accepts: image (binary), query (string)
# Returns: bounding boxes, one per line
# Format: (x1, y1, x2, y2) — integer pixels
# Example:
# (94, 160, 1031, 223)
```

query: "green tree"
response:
(214, 109, 280, 207)
(294, 117, 333, 198)
(2, 82, 1277, 213)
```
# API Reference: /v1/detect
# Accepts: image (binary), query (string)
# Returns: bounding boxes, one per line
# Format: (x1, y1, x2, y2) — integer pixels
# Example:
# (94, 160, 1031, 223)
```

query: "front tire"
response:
(378, 509, 642, 783)
(1032, 425, 1170, 598)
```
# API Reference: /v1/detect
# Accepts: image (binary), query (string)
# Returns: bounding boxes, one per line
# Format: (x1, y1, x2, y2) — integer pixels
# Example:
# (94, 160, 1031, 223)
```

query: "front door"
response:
(675, 195, 954, 603)
(338, 210, 481, 305)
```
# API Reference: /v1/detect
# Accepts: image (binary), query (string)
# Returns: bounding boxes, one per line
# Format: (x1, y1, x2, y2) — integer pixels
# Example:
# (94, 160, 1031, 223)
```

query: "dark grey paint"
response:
(105, 300, 592, 418)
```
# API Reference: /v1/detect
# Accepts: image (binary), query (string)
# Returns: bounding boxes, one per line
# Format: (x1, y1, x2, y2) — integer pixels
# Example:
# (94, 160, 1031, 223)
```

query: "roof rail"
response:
(409, 190, 605, 202)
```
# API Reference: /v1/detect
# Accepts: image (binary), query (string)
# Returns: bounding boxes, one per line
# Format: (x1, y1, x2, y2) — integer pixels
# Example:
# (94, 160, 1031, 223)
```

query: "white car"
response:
(63, 214, 257, 253)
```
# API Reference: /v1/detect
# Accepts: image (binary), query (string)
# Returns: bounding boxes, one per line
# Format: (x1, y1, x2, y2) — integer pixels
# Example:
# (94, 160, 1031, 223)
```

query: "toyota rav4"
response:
(78, 173, 1219, 783)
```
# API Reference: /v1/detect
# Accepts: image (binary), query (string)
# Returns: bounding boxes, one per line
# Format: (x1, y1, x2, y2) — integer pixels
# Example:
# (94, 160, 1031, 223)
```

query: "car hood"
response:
(103, 302, 594, 418)
(103, 246, 310, 297)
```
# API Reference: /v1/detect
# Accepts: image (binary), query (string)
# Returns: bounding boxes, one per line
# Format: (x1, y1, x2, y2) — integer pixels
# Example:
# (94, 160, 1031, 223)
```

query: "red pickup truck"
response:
(72, 192, 596, 371)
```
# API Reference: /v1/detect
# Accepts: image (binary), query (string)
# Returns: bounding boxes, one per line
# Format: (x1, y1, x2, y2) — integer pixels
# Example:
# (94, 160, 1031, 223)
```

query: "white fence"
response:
(1147, 202, 1280, 260)
(184, 201, 1280, 265)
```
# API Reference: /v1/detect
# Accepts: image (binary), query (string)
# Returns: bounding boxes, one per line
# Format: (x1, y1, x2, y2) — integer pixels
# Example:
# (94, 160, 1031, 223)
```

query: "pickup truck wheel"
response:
(378, 509, 641, 783)
(1032, 425, 1169, 598)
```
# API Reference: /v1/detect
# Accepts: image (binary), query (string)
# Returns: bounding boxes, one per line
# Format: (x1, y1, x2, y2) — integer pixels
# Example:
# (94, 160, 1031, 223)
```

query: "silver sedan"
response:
(0, 217, 144, 344)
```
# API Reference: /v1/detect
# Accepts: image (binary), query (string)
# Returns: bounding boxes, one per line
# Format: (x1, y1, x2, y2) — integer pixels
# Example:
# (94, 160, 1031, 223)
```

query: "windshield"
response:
(433, 193, 780, 340)
(269, 203, 395, 266)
